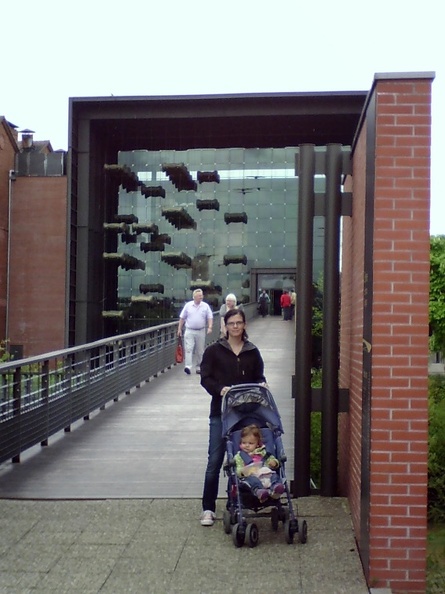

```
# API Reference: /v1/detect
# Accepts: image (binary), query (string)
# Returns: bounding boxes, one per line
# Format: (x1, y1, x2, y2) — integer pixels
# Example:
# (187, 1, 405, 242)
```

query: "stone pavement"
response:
(0, 317, 373, 593)
(0, 497, 369, 594)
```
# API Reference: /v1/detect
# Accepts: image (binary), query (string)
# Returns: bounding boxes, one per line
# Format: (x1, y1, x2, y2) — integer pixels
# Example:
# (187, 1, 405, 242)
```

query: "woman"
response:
(199, 308, 267, 526)
(218, 293, 242, 336)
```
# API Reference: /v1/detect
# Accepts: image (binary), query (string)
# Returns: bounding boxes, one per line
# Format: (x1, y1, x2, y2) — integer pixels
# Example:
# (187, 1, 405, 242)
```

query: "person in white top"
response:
(218, 293, 243, 336)
(178, 289, 213, 375)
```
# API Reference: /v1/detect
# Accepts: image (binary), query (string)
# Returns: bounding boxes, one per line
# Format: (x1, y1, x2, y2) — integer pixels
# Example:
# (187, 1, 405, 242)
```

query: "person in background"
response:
(177, 289, 213, 375)
(280, 289, 292, 321)
(290, 289, 297, 320)
(258, 289, 270, 318)
(199, 308, 267, 526)
(219, 293, 242, 336)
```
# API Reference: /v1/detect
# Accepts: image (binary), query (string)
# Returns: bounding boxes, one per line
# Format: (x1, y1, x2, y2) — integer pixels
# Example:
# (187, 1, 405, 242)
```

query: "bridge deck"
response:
(0, 316, 297, 499)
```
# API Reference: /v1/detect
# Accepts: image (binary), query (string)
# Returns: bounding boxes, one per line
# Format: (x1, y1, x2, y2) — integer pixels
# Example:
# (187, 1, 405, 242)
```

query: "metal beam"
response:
(293, 144, 315, 497)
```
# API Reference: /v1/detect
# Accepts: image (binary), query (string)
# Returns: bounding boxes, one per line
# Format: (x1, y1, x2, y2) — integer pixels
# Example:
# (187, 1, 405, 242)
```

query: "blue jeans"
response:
(202, 416, 226, 513)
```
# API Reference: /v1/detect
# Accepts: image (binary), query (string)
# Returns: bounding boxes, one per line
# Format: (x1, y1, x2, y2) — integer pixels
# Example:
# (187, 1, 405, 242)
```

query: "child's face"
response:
(240, 434, 259, 454)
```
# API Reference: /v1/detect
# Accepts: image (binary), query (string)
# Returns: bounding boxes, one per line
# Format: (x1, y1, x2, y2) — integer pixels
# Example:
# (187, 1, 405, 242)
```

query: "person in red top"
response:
(280, 289, 292, 321)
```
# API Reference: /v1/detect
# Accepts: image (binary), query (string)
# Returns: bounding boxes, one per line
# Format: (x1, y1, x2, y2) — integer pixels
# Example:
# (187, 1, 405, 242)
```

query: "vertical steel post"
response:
(293, 144, 315, 497)
(320, 144, 342, 496)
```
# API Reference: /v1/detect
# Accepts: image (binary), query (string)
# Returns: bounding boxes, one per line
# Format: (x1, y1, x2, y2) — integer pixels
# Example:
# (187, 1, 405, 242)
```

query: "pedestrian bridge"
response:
(0, 313, 297, 499)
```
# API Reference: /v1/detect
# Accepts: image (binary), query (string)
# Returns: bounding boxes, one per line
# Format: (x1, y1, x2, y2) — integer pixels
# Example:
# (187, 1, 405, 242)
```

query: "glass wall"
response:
(105, 146, 324, 326)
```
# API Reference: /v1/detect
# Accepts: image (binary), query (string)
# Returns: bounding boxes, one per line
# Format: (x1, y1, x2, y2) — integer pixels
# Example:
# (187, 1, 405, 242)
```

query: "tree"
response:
(429, 236, 445, 354)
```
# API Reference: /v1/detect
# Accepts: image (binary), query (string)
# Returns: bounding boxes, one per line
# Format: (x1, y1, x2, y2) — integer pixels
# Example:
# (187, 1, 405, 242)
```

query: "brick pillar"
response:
(340, 73, 433, 593)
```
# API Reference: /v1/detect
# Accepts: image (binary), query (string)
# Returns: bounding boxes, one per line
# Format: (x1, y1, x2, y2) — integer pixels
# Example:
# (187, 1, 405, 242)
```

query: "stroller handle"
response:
(225, 382, 268, 394)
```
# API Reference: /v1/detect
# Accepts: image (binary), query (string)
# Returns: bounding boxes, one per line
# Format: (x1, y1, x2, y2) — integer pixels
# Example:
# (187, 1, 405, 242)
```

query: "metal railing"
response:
(0, 304, 256, 465)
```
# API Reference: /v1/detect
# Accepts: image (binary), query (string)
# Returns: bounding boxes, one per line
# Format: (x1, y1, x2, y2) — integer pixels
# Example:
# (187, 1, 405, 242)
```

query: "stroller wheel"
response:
(284, 519, 294, 544)
(271, 507, 279, 531)
(232, 523, 245, 548)
(223, 510, 232, 534)
(299, 519, 308, 544)
(246, 523, 259, 548)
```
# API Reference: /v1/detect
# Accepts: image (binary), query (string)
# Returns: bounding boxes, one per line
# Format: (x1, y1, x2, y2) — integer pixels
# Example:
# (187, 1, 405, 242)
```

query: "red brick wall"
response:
(339, 130, 367, 520)
(0, 124, 17, 342)
(340, 75, 431, 593)
(8, 176, 68, 357)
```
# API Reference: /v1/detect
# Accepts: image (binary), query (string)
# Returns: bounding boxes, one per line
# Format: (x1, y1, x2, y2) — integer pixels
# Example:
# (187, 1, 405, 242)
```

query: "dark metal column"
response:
(293, 144, 315, 497)
(320, 144, 343, 496)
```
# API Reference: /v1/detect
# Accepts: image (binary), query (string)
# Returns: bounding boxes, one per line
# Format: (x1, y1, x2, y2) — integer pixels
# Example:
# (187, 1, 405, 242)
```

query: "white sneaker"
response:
(200, 510, 216, 526)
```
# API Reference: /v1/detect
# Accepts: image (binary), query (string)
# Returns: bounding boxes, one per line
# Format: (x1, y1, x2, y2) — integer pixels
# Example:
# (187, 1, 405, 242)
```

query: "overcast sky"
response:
(2, 0, 442, 234)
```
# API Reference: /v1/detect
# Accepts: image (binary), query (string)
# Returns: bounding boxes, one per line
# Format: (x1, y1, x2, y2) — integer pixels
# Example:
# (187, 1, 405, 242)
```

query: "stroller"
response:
(222, 383, 308, 548)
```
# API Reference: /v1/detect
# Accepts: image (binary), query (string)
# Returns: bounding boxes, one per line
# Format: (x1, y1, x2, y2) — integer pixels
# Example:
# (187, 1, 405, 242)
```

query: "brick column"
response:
(340, 73, 433, 593)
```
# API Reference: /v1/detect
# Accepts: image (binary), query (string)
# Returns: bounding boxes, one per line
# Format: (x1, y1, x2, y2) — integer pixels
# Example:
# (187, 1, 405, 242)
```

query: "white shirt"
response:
(179, 300, 213, 330)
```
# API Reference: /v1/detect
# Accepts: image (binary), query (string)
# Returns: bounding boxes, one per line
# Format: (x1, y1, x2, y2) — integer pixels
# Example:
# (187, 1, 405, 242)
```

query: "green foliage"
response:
(427, 524, 445, 593)
(312, 276, 324, 338)
(310, 368, 322, 488)
(429, 235, 445, 354)
(428, 375, 445, 523)
(0, 339, 11, 363)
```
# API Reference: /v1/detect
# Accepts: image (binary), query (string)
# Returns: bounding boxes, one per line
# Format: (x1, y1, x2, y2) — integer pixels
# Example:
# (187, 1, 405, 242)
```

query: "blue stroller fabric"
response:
(222, 383, 307, 546)
(222, 383, 286, 502)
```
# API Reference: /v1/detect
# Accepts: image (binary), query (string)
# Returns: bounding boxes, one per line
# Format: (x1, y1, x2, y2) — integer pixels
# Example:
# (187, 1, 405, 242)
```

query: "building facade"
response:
(0, 124, 68, 358)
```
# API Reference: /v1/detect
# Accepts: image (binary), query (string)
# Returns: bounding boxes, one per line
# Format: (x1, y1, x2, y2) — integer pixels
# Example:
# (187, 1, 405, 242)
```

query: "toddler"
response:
(234, 424, 285, 503)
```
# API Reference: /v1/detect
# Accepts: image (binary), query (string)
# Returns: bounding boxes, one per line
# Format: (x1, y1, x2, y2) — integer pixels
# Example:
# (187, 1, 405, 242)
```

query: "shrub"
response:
(428, 375, 445, 523)
(310, 368, 322, 488)
(0, 339, 11, 363)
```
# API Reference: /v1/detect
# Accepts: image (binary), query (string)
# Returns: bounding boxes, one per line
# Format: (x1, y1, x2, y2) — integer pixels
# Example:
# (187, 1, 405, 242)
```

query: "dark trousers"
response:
(202, 416, 225, 512)
(282, 306, 292, 320)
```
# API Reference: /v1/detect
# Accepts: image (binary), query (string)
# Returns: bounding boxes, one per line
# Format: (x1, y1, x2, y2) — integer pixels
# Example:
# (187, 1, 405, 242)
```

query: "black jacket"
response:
(200, 338, 266, 417)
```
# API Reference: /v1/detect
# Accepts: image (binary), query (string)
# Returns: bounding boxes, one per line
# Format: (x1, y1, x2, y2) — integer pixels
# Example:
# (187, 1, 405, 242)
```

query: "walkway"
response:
(0, 317, 371, 593)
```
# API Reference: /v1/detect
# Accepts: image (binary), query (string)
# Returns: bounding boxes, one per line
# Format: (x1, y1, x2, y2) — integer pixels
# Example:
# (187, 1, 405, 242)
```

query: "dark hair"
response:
(224, 308, 248, 340)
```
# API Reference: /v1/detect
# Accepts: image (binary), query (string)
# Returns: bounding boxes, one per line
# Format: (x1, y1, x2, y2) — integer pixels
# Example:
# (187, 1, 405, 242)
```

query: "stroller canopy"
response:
(221, 383, 284, 436)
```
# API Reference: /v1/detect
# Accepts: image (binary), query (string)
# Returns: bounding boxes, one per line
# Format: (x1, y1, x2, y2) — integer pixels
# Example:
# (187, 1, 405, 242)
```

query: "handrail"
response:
(0, 304, 257, 464)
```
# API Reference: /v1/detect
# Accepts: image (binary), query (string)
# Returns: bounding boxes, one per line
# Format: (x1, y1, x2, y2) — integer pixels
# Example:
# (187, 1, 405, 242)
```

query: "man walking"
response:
(178, 289, 213, 374)
(258, 289, 270, 318)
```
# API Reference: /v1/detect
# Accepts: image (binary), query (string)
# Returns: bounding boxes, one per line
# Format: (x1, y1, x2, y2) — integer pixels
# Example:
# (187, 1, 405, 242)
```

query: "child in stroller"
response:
(234, 424, 285, 503)
(222, 383, 307, 547)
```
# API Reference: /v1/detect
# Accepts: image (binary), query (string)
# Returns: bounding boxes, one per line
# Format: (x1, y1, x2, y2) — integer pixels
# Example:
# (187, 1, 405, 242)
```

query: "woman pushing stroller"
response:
(199, 308, 267, 526)
(234, 424, 285, 503)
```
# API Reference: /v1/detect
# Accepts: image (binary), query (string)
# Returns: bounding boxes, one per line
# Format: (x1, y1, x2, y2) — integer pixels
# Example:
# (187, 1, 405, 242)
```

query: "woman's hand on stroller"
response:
(220, 386, 231, 397)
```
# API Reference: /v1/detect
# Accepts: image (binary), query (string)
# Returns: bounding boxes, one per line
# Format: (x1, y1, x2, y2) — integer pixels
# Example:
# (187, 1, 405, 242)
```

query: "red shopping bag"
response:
(175, 337, 184, 363)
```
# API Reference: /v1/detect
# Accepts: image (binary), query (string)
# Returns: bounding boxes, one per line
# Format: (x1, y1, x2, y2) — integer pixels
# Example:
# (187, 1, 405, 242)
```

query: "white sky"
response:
(2, 0, 443, 234)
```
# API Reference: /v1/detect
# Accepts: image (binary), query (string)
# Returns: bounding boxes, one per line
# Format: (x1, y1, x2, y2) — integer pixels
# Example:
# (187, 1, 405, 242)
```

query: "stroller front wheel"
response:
(232, 523, 245, 547)
(223, 510, 232, 534)
(246, 523, 259, 548)
(284, 519, 294, 544)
